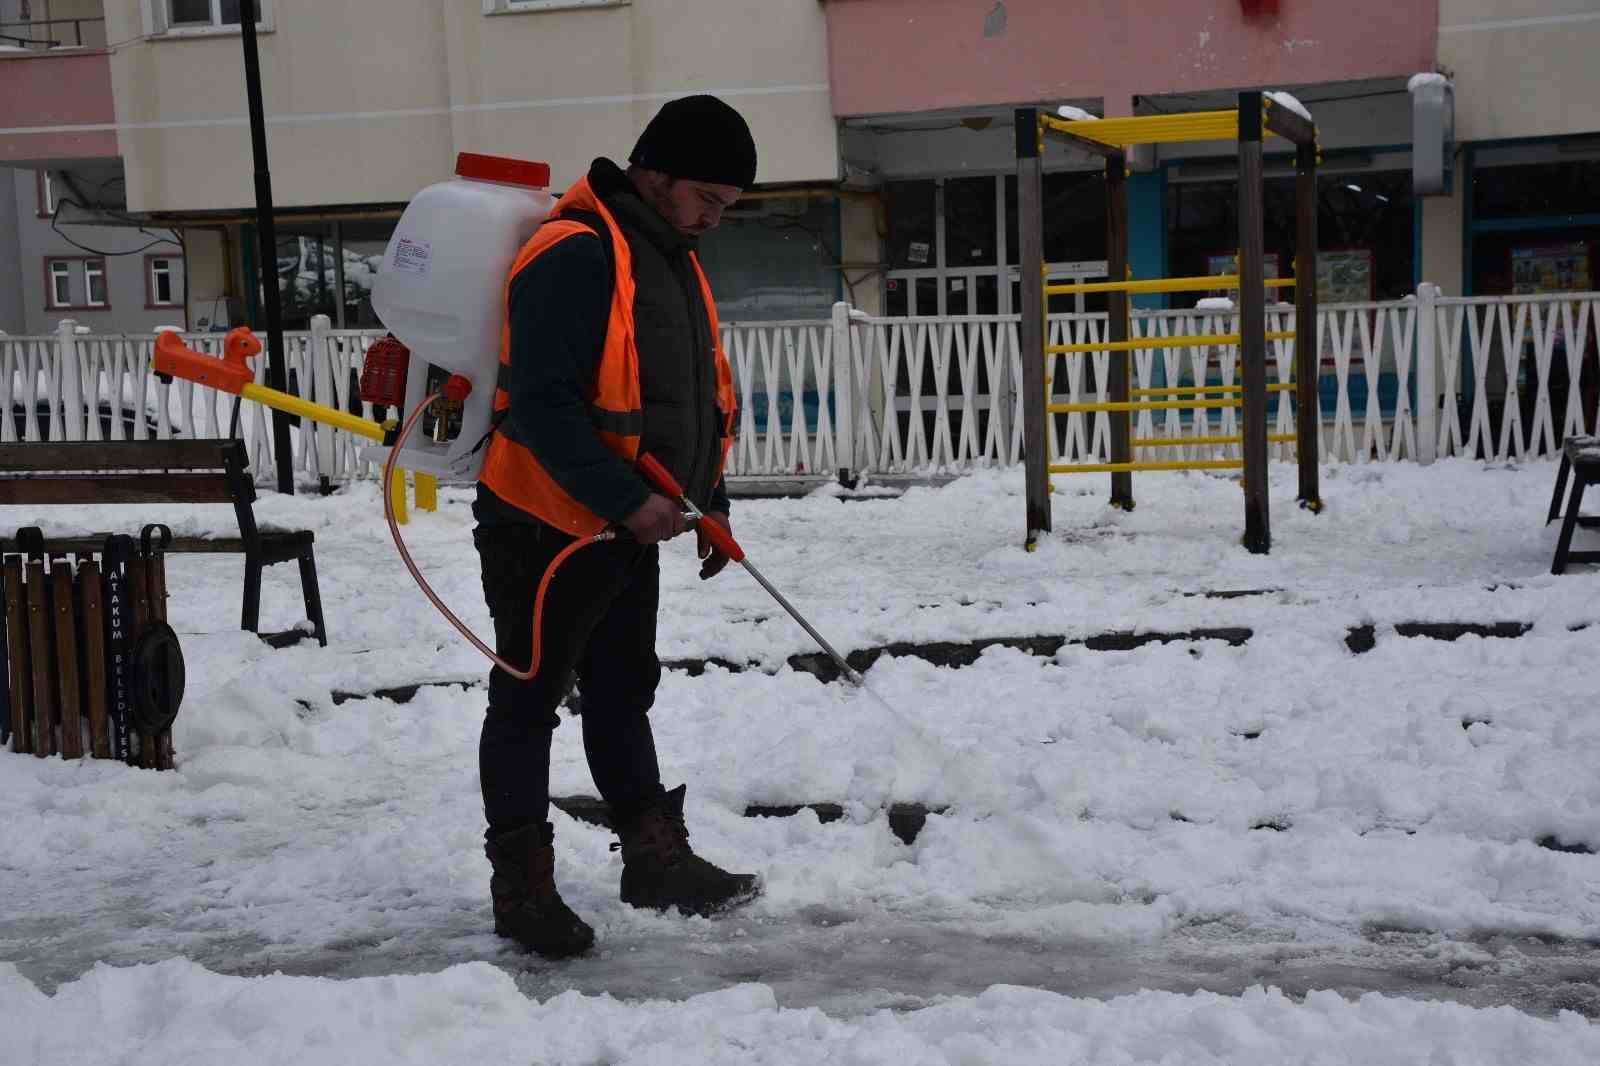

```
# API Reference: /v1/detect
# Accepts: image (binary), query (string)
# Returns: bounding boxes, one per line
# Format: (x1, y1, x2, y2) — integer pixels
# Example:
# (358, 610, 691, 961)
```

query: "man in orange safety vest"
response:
(474, 95, 759, 959)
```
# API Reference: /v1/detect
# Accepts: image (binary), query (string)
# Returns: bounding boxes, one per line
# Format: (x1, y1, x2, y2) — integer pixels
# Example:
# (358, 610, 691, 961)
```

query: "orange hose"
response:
(382, 392, 611, 681)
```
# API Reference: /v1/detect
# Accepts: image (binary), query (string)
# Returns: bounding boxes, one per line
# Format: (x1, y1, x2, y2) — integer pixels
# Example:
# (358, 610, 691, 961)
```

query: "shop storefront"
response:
(1462, 145, 1600, 438)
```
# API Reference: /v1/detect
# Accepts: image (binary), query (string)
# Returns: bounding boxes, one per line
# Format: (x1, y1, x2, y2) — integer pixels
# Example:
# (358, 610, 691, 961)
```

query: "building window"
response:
(145, 0, 272, 35)
(36, 171, 54, 219)
(882, 174, 1110, 318)
(1166, 169, 1413, 305)
(147, 256, 179, 307)
(47, 261, 72, 309)
(84, 260, 108, 307)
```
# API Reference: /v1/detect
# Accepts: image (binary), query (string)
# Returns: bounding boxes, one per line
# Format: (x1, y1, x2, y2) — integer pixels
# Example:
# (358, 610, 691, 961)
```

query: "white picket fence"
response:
(4, 286, 1598, 485)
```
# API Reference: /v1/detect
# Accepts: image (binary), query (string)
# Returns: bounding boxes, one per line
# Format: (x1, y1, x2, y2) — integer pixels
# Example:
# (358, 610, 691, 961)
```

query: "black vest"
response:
(594, 162, 724, 509)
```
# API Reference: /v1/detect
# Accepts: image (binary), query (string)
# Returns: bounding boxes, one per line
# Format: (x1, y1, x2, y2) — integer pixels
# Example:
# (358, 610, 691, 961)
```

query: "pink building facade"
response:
(822, 0, 1442, 319)
(825, 0, 1437, 119)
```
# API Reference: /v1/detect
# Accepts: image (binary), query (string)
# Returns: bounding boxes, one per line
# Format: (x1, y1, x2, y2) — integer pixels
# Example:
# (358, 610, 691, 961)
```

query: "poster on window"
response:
(1510, 242, 1592, 357)
(1510, 242, 1591, 296)
(1316, 249, 1374, 306)
(1206, 252, 1280, 302)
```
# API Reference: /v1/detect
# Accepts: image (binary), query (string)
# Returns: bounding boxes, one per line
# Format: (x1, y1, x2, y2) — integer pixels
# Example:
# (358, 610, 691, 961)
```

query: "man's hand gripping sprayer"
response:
(153, 328, 878, 692)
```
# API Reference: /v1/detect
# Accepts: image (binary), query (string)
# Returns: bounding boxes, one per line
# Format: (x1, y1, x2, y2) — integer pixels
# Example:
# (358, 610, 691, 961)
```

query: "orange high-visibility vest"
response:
(479, 175, 736, 536)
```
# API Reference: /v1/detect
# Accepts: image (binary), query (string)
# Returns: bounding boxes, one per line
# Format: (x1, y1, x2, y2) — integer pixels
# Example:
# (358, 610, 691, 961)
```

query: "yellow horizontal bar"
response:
(1132, 433, 1299, 447)
(241, 382, 387, 442)
(1129, 383, 1298, 395)
(1050, 459, 1246, 474)
(1047, 276, 1226, 296)
(1133, 384, 1243, 395)
(1041, 110, 1284, 149)
(1062, 382, 1299, 398)
(1049, 398, 1241, 413)
(1043, 275, 1298, 297)
(1045, 330, 1295, 355)
(1049, 333, 1231, 354)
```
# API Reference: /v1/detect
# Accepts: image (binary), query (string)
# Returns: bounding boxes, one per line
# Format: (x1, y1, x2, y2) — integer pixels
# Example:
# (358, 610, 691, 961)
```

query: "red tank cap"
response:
(454, 152, 551, 189)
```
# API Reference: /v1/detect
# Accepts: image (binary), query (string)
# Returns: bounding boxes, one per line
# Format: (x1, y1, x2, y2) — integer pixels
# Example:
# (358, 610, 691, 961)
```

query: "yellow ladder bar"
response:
(1130, 382, 1298, 396)
(1046, 330, 1295, 354)
(1050, 459, 1245, 474)
(1132, 433, 1299, 447)
(1050, 398, 1241, 413)
(1044, 275, 1298, 296)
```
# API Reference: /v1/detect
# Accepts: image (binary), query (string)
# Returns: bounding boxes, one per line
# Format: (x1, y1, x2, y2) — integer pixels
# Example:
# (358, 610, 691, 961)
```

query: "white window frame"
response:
(47, 261, 72, 309)
(149, 257, 177, 306)
(143, 0, 274, 38)
(84, 260, 108, 307)
(483, 0, 629, 15)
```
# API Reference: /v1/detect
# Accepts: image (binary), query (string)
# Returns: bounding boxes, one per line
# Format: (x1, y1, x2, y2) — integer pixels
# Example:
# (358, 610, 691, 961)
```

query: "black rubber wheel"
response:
(131, 621, 185, 734)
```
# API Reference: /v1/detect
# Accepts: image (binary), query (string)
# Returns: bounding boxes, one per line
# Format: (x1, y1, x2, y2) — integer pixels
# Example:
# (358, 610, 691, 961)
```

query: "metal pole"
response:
(241, 0, 295, 496)
(1238, 92, 1270, 554)
(1015, 108, 1050, 546)
(331, 220, 348, 330)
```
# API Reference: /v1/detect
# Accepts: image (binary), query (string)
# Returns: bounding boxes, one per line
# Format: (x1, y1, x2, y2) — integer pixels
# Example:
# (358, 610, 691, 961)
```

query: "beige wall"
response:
(106, 0, 454, 213)
(105, 0, 836, 214)
(181, 226, 232, 329)
(442, 0, 834, 189)
(838, 193, 882, 316)
(1440, 1, 1600, 141)
(1421, 181, 1465, 297)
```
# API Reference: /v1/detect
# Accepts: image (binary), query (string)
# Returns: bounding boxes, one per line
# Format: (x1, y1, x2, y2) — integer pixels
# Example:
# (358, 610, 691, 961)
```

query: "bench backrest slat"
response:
(0, 440, 260, 544)
(0, 474, 235, 506)
(0, 440, 245, 474)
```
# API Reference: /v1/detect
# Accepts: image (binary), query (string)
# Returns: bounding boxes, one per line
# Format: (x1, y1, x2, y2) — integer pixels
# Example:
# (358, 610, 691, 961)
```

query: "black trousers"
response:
(475, 521, 664, 839)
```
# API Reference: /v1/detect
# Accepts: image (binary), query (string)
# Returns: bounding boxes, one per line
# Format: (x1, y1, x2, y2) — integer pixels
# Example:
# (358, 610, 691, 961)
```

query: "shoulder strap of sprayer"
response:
(479, 209, 616, 451)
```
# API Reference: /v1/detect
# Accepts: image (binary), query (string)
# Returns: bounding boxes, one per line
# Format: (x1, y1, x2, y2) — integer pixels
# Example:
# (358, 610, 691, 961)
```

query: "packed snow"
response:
(1057, 105, 1100, 122)
(7, 962, 1600, 1066)
(3, 458, 1599, 1063)
(1266, 91, 1313, 122)
(1408, 72, 1452, 93)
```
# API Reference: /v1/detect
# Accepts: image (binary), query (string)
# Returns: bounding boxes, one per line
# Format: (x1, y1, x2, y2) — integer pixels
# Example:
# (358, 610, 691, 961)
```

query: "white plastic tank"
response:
(365, 152, 557, 481)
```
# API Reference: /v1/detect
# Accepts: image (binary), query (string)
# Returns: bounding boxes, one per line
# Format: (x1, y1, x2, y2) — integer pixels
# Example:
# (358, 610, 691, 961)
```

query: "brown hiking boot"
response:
(485, 822, 595, 959)
(613, 785, 761, 917)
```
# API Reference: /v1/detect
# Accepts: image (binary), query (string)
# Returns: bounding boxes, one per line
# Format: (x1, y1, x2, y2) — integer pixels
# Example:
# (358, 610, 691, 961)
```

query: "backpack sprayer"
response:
(152, 152, 873, 693)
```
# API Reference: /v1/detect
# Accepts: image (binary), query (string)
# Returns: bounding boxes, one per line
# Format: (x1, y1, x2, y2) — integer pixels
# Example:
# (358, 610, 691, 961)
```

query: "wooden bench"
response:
(0, 439, 327, 645)
(1546, 434, 1600, 575)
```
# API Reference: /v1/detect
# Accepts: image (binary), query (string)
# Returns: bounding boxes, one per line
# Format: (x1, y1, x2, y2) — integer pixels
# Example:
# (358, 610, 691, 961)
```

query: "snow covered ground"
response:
(3, 458, 1599, 1063)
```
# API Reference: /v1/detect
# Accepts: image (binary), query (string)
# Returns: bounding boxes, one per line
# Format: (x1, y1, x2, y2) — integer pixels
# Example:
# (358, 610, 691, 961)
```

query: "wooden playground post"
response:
(1015, 108, 1051, 545)
(1106, 153, 1134, 509)
(1295, 139, 1322, 510)
(1237, 91, 1271, 555)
